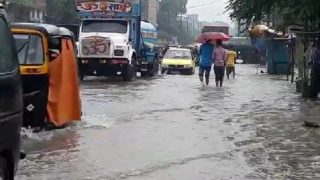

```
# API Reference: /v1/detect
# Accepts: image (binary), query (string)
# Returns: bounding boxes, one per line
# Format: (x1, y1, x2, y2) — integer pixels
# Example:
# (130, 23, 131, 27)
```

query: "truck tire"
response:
(0, 153, 14, 180)
(151, 58, 160, 77)
(123, 58, 136, 81)
(79, 72, 84, 81)
(141, 58, 159, 77)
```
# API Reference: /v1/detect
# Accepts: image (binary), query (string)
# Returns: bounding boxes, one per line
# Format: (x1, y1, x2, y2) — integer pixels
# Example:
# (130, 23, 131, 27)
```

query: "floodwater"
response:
(17, 65, 320, 180)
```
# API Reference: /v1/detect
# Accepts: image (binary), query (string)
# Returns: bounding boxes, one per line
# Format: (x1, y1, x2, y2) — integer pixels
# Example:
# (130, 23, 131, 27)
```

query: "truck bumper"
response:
(79, 58, 129, 76)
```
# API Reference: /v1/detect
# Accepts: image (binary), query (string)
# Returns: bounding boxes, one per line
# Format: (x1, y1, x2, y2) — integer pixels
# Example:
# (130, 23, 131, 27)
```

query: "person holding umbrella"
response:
(197, 32, 229, 86)
(212, 39, 228, 87)
(199, 39, 214, 86)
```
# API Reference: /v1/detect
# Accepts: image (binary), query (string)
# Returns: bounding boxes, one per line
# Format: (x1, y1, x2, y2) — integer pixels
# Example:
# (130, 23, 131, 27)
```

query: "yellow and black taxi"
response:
(0, 4, 23, 180)
(161, 47, 195, 75)
(11, 23, 82, 130)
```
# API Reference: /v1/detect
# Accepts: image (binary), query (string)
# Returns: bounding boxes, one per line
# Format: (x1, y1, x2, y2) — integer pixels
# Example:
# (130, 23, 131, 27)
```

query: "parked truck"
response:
(140, 20, 160, 76)
(76, 0, 159, 81)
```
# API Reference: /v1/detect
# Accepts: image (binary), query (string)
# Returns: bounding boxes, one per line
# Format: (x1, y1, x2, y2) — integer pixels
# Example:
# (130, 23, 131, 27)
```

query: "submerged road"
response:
(17, 65, 320, 180)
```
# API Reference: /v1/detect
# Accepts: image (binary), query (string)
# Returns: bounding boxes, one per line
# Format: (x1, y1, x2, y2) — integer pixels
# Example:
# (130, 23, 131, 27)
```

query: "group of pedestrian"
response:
(198, 39, 236, 87)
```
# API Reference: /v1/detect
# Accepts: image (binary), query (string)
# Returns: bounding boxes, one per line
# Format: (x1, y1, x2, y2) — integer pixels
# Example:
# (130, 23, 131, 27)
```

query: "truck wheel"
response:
(0, 153, 14, 180)
(151, 58, 160, 77)
(123, 58, 136, 81)
(79, 73, 85, 81)
(161, 68, 167, 75)
(141, 71, 149, 77)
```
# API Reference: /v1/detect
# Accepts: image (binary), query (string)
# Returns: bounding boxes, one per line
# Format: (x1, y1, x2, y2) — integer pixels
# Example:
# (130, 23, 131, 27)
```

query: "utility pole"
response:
(186, 18, 189, 32)
(180, 0, 183, 44)
(237, 19, 241, 37)
(192, 18, 195, 37)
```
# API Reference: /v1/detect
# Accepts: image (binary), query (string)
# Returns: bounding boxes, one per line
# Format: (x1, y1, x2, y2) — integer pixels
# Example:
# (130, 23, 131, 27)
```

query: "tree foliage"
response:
(46, 0, 78, 24)
(158, 0, 194, 44)
(227, 0, 320, 31)
(10, 0, 36, 7)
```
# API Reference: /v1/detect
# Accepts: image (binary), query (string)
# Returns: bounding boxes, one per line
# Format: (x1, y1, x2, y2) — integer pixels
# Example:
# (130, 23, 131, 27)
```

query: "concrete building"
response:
(141, 0, 159, 27)
(7, 0, 46, 22)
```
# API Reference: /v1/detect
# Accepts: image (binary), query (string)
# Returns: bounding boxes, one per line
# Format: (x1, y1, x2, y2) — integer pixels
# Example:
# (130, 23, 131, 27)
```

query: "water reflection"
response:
(18, 130, 80, 179)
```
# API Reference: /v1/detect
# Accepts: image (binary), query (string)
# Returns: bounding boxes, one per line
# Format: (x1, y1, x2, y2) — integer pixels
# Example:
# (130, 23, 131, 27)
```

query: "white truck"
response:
(76, 0, 159, 81)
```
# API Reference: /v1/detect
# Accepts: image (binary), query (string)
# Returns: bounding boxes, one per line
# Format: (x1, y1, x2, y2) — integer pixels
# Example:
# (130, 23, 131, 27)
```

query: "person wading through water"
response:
(226, 47, 237, 79)
(212, 40, 227, 87)
(199, 39, 214, 85)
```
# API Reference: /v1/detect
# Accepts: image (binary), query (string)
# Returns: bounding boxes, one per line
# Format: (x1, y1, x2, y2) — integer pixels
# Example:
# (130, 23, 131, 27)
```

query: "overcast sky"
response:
(187, 0, 231, 23)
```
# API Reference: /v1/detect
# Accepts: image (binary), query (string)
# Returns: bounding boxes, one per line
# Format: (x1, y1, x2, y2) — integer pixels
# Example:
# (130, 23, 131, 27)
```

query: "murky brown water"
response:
(16, 65, 320, 180)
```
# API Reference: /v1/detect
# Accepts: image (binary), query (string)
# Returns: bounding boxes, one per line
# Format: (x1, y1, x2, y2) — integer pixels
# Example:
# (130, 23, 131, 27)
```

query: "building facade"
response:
(7, 0, 46, 22)
(141, 0, 159, 27)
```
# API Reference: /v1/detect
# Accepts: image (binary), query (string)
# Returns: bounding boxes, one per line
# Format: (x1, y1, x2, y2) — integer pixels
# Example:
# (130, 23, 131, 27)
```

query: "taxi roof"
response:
(168, 47, 191, 52)
(11, 23, 60, 36)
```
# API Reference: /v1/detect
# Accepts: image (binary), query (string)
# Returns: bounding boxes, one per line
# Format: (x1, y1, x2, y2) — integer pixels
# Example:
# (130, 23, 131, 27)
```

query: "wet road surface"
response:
(17, 65, 320, 179)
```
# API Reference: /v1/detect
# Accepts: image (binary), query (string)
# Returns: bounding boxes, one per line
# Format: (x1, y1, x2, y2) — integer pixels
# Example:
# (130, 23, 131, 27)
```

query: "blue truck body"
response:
(140, 21, 158, 65)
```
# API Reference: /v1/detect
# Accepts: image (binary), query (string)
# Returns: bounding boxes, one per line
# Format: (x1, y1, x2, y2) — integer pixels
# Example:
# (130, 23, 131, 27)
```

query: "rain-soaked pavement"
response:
(17, 65, 320, 180)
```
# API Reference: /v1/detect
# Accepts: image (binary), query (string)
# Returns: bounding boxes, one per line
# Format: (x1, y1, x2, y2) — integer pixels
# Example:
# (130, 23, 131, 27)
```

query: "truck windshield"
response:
(82, 20, 128, 34)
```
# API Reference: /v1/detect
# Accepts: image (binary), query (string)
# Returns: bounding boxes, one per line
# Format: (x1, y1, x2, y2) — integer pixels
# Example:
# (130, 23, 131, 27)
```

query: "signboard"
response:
(142, 31, 157, 39)
(76, 1, 132, 13)
(202, 26, 229, 36)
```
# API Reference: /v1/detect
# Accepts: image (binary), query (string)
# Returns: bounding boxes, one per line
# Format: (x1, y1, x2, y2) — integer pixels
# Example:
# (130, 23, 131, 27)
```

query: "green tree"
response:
(227, 0, 320, 31)
(45, 0, 78, 24)
(158, 0, 193, 44)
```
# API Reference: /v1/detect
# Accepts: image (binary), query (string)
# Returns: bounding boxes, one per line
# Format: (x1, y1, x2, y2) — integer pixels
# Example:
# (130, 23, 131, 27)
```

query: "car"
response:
(236, 58, 244, 64)
(161, 48, 195, 75)
(0, 4, 24, 180)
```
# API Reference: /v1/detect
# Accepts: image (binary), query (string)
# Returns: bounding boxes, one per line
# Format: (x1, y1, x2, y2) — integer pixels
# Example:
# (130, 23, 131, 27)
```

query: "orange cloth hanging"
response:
(47, 38, 81, 127)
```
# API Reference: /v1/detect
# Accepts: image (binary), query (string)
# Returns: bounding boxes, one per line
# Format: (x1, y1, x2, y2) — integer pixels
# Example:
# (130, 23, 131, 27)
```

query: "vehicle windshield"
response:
(13, 34, 44, 65)
(82, 20, 128, 33)
(164, 50, 192, 59)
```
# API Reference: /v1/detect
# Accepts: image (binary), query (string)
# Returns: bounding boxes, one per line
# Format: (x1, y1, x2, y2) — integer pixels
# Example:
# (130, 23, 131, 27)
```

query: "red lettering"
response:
(80, 2, 98, 11)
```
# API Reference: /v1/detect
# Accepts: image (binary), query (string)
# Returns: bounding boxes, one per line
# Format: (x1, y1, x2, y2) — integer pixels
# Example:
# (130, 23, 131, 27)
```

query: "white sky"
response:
(187, 0, 231, 23)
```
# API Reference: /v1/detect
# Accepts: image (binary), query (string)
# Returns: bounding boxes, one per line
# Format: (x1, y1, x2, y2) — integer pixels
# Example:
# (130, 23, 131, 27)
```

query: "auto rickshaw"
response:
(0, 4, 24, 179)
(11, 23, 82, 130)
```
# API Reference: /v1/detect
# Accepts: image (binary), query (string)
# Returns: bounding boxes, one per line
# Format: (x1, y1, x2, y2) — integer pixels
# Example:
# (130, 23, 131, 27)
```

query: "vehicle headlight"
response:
(184, 65, 191, 68)
(162, 64, 169, 68)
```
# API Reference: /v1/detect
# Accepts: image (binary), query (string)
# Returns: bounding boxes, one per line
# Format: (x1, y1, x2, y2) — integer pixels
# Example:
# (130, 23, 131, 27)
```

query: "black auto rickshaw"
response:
(56, 24, 80, 41)
(11, 23, 82, 130)
(0, 4, 23, 180)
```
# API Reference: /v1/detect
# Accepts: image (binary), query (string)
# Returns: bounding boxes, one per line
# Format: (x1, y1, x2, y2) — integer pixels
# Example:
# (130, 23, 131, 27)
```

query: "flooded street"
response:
(17, 65, 320, 180)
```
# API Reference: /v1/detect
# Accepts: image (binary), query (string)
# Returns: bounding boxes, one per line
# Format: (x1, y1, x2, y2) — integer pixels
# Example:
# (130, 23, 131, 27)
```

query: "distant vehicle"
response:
(161, 48, 195, 75)
(202, 25, 229, 35)
(236, 58, 244, 64)
(56, 24, 80, 41)
(0, 4, 23, 180)
(224, 37, 260, 64)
